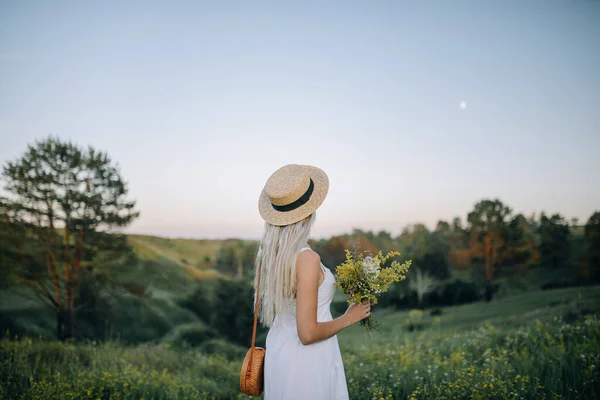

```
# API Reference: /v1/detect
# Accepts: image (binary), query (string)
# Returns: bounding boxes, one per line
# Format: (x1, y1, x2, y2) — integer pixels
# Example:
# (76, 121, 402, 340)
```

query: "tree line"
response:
(312, 202, 600, 304)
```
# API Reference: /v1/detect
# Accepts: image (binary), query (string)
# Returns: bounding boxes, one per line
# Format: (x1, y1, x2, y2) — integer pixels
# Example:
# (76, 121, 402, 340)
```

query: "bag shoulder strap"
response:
(251, 260, 261, 349)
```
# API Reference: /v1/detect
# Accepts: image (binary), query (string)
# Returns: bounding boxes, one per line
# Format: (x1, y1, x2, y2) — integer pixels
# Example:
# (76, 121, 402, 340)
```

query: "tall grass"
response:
(342, 314, 600, 399)
(0, 340, 247, 400)
(1, 288, 599, 399)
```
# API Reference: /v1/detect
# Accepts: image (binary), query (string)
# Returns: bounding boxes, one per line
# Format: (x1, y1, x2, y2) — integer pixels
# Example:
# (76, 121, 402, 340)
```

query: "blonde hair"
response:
(254, 213, 316, 327)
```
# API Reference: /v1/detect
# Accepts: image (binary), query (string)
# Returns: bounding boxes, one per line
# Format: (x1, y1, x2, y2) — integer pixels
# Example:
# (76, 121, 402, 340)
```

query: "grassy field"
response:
(338, 285, 600, 346)
(1, 285, 599, 399)
(338, 286, 600, 399)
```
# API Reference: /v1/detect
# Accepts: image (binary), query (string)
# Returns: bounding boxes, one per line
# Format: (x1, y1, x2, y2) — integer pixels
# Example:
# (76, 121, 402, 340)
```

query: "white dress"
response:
(264, 247, 349, 400)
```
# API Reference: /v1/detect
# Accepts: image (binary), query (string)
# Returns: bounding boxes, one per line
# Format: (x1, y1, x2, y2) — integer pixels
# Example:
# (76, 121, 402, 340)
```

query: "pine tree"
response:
(0, 136, 139, 340)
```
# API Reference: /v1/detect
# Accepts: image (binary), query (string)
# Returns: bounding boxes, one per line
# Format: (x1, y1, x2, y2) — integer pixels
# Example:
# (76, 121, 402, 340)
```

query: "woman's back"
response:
(271, 247, 336, 326)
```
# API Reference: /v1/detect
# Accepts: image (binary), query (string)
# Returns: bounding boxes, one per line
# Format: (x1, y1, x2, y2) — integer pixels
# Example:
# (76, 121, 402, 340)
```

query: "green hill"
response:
(127, 235, 224, 268)
(0, 234, 256, 343)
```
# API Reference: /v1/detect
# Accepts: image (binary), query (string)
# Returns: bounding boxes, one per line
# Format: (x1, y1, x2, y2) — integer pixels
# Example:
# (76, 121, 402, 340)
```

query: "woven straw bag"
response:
(240, 346, 265, 396)
(240, 260, 265, 396)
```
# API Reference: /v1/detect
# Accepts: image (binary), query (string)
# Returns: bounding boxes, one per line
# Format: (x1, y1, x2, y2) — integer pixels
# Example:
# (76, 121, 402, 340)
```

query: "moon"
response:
(459, 101, 467, 110)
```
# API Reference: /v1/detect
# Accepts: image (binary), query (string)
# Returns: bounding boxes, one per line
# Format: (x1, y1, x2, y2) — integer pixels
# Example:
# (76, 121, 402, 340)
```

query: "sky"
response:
(1, 0, 599, 239)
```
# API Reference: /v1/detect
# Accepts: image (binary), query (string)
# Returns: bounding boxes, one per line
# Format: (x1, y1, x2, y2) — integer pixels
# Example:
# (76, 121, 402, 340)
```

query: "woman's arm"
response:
(295, 250, 370, 345)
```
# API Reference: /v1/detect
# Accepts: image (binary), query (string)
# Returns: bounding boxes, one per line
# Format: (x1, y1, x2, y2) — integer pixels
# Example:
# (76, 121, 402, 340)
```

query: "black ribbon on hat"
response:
(272, 179, 315, 212)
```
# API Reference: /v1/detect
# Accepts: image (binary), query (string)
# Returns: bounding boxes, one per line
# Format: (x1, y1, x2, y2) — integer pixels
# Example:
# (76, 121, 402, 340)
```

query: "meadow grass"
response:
(1, 286, 599, 399)
(338, 285, 600, 347)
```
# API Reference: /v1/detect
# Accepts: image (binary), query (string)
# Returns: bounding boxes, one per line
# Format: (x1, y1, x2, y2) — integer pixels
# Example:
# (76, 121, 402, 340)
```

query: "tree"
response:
(0, 136, 139, 340)
(584, 211, 600, 280)
(396, 224, 450, 280)
(408, 268, 436, 309)
(215, 240, 257, 278)
(348, 229, 379, 255)
(215, 240, 242, 276)
(435, 220, 451, 234)
(447, 216, 471, 269)
(467, 199, 512, 301)
(506, 213, 539, 268)
(538, 213, 571, 269)
(313, 236, 348, 269)
(451, 217, 463, 233)
(374, 230, 395, 251)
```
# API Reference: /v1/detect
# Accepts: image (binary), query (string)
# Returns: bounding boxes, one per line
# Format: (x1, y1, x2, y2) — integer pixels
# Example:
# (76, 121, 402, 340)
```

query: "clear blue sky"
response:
(1, 0, 599, 239)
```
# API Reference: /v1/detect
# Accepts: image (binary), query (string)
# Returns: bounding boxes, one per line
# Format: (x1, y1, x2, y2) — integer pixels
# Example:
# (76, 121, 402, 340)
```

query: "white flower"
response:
(362, 256, 380, 279)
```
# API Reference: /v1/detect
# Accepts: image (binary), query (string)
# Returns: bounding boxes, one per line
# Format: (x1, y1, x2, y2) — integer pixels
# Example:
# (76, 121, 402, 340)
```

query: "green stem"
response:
(360, 315, 381, 342)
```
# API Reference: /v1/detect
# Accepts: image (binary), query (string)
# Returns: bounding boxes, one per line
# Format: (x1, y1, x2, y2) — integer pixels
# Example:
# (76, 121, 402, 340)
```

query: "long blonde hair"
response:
(254, 212, 316, 327)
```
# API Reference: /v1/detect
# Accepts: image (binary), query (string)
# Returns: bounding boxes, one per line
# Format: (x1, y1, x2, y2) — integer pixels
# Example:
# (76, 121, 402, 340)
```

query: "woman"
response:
(255, 164, 371, 400)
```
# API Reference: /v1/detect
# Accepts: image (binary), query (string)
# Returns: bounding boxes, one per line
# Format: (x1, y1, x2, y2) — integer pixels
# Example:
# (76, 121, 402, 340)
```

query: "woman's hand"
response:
(343, 302, 371, 326)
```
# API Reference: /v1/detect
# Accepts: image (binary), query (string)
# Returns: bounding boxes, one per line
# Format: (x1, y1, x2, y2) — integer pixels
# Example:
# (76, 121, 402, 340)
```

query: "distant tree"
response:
(451, 217, 463, 233)
(235, 246, 244, 278)
(435, 220, 451, 233)
(215, 240, 257, 278)
(538, 213, 571, 269)
(210, 278, 266, 346)
(0, 136, 139, 340)
(374, 230, 395, 251)
(347, 229, 379, 255)
(396, 224, 450, 280)
(408, 268, 436, 309)
(215, 240, 240, 276)
(350, 229, 375, 242)
(314, 236, 348, 269)
(584, 211, 600, 280)
(197, 255, 213, 269)
(467, 199, 512, 301)
(506, 213, 540, 267)
(180, 277, 263, 346)
(243, 241, 259, 276)
(397, 224, 430, 259)
(447, 216, 471, 269)
(215, 242, 234, 274)
(571, 217, 579, 227)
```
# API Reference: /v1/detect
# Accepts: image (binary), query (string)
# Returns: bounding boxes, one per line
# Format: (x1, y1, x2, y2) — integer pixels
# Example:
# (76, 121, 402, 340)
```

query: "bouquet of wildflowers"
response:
(334, 248, 411, 337)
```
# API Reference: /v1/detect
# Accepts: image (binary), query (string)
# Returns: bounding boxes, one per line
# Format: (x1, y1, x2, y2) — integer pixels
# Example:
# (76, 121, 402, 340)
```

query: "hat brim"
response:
(258, 165, 329, 226)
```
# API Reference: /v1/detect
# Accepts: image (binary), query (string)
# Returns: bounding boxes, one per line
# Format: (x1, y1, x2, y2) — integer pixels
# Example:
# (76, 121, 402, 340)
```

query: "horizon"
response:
(1, 0, 599, 239)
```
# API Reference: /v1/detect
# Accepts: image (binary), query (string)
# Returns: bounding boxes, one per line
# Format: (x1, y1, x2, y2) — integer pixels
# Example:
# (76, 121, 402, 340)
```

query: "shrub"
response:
(181, 278, 267, 347)
(199, 338, 247, 360)
(0, 312, 23, 339)
(108, 296, 174, 343)
(178, 278, 219, 323)
(162, 322, 217, 348)
(429, 308, 443, 316)
(211, 278, 263, 346)
(438, 279, 481, 306)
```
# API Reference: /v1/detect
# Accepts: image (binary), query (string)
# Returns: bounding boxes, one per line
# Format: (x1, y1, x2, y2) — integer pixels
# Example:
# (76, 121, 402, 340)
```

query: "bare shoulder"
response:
(296, 249, 321, 279)
(297, 249, 320, 264)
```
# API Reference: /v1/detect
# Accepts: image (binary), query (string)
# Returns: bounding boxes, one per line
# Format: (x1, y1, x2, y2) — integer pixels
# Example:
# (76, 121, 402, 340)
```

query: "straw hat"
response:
(259, 164, 329, 226)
